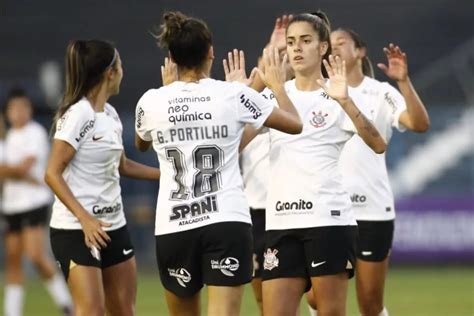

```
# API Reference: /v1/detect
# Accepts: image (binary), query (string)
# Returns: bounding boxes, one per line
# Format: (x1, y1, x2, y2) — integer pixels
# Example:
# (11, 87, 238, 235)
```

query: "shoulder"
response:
(27, 121, 48, 136)
(105, 103, 121, 120)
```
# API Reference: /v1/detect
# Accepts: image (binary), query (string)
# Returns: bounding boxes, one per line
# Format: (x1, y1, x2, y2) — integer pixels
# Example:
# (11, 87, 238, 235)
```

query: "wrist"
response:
(271, 85, 286, 97)
(336, 96, 352, 107)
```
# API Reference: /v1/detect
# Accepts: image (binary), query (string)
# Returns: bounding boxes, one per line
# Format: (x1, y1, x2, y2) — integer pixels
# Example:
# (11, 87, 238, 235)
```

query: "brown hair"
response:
(52, 40, 117, 133)
(335, 28, 374, 78)
(156, 11, 212, 69)
(288, 10, 332, 77)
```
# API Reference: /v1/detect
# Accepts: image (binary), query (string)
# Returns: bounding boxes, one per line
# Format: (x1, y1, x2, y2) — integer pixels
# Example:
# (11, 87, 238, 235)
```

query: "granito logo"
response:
(276, 199, 313, 211)
(168, 268, 191, 288)
(170, 195, 218, 226)
(167, 104, 212, 125)
(239, 94, 262, 119)
(309, 111, 328, 128)
(92, 202, 122, 215)
(350, 194, 367, 204)
(136, 106, 144, 128)
(75, 120, 95, 142)
(211, 257, 240, 276)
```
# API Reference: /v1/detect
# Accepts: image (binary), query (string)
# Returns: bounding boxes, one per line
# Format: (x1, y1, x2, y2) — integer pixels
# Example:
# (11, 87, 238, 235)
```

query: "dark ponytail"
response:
(336, 28, 374, 78)
(156, 11, 212, 69)
(52, 40, 117, 133)
(288, 10, 332, 78)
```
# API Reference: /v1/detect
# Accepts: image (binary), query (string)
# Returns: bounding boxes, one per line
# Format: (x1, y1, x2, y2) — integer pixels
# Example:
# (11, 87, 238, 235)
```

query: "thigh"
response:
(68, 265, 105, 315)
(304, 226, 357, 279)
(201, 222, 253, 287)
(356, 220, 394, 262)
(262, 230, 309, 287)
(22, 225, 47, 259)
(310, 273, 349, 316)
(207, 285, 245, 316)
(4, 231, 23, 259)
(262, 277, 307, 316)
(102, 257, 137, 316)
(164, 289, 200, 316)
(355, 257, 389, 303)
(155, 229, 203, 297)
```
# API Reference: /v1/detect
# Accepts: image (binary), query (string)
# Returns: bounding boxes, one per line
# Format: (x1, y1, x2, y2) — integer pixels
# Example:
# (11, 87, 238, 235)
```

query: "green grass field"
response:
(1, 266, 473, 315)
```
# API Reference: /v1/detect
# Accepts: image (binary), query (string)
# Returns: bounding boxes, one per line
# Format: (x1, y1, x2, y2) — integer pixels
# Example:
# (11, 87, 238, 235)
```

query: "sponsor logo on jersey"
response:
(275, 199, 313, 211)
(239, 94, 263, 119)
(320, 91, 330, 99)
(136, 106, 144, 128)
(262, 92, 275, 100)
(263, 248, 279, 271)
(309, 111, 328, 128)
(168, 268, 192, 287)
(75, 120, 95, 142)
(169, 195, 218, 226)
(384, 91, 399, 114)
(350, 194, 367, 204)
(168, 104, 212, 125)
(211, 257, 240, 276)
(168, 96, 211, 105)
(92, 202, 122, 215)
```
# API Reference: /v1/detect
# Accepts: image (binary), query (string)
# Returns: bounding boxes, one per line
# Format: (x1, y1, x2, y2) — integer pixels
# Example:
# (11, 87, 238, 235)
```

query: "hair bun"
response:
(310, 10, 331, 29)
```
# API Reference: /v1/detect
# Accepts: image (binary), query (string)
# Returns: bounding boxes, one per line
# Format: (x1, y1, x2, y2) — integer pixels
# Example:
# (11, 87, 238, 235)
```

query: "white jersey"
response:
(265, 79, 370, 230)
(135, 78, 274, 236)
(339, 76, 406, 221)
(240, 132, 270, 210)
(50, 99, 126, 230)
(2, 121, 52, 214)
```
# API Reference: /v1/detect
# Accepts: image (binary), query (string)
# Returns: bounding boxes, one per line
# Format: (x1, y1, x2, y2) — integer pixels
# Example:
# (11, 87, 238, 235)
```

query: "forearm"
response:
(272, 88, 301, 132)
(340, 98, 387, 153)
(44, 172, 89, 221)
(0, 165, 28, 180)
(120, 158, 160, 180)
(397, 78, 430, 132)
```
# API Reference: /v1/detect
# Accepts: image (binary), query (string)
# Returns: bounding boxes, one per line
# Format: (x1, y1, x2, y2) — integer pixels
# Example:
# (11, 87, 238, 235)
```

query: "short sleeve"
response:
(54, 104, 95, 150)
(25, 124, 49, 157)
(135, 91, 153, 142)
(381, 83, 407, 132)
(340, 88, 373, 134)
(236, 84, 275, 129)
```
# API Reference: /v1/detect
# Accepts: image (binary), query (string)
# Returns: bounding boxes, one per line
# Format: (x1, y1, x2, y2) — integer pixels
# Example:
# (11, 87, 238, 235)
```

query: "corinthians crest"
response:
(309, 111, 328, 128)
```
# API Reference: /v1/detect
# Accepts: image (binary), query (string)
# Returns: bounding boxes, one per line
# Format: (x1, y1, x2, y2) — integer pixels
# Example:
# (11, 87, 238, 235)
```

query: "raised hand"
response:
(316, 55, 349, 103)
(377, 43, 408, 82)
(161, 57, 178, 86)
(223, 49, 257, 86)
(267, 15, 293, 52)
(255, 46, 288, 92)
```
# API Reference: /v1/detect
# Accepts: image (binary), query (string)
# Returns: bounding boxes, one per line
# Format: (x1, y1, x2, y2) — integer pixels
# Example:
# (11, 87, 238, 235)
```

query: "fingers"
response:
(223, 58, 230, 77)
(273, 47, 280, 66)
(239, 50, 246, 71)
(316, 79, 328, 92)
(274, 17, 281, 30)
(228, 51, 235, 72)
(280, 53, 288, 68)
(322, 59, 334, 78)
(248, 67, 258, 83)
(377, 63, 388, 73)
(233, 49, 239, 70)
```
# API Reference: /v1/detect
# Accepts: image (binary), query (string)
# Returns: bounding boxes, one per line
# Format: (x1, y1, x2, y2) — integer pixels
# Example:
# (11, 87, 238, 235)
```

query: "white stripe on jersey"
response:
(50, 99, 125, 230)
(339, 76, 407, 221)
(265, 79, 370, 230)
(135, 78, 275, 235)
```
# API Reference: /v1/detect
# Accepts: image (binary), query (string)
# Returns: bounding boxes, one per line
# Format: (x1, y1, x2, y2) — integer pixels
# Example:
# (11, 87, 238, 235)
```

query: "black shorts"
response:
(356, 220, 394, 262)
(155, 222, 253, 297)
(50, 225, 134, 280)
(251, 208, 266, 278)
(262, 226, 357, 291)
(2, 205, 49, 233)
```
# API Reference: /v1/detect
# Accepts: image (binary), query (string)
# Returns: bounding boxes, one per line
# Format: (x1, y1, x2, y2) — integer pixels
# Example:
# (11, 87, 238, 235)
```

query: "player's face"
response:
(331, 30, 361, 70)
(108, 55, 123, 96)
(286, 21, 327, 75)
(6, 97, 32, 128)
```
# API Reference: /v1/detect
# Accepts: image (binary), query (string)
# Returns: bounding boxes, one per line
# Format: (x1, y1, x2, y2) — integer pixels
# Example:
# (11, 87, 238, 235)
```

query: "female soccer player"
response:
(45, 40, 160, 316)
(0, 89, 73, 316)
(331, 29, 429, 316)
(260, 12, 386, 316)
(135, 11, 302, 316)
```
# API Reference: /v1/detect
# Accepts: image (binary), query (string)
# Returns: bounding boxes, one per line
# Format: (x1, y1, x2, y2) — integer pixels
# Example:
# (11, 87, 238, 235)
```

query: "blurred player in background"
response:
(0, 88, 73, 316)
(45, 40, 160, 316)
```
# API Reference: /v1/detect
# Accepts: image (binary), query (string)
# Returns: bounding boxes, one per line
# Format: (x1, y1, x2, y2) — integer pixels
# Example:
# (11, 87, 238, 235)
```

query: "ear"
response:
(357, 46, 367, 59)
(320, 41, 329, 56)
(208, 46, 215, 60)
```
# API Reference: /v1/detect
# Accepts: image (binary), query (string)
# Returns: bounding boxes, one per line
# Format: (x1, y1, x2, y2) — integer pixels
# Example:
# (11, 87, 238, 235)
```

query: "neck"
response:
(346, 61, 365, 87)
(294, 67, 324, 91)
(86, 84, 109, 112)
(179, 67, 208, 82)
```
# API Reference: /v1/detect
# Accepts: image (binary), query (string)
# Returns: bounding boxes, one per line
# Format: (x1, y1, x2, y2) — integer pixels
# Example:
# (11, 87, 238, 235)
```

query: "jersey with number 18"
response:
(135, 79, 274, 236)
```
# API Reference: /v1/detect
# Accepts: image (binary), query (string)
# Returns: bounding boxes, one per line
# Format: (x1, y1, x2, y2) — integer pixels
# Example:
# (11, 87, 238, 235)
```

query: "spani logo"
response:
(211, 257, 240, 277)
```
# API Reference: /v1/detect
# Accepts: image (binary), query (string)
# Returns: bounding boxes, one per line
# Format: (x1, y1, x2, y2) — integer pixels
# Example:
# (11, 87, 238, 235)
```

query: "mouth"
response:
(294, 56, 304, 61)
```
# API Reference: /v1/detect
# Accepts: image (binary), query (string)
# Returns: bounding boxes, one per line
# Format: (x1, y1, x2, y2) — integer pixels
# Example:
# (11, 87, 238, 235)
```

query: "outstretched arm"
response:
(378, 43, 430, 132)
(119, 151, 160, 180)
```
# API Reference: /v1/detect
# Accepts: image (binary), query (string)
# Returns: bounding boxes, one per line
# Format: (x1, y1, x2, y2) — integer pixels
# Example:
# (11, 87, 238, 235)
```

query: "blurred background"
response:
(1, 0, 473, 315)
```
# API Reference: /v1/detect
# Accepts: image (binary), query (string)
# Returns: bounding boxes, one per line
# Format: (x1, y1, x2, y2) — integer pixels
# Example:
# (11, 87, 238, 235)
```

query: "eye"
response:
(287, 40, 294, 46)
(304, 39, 311, 44)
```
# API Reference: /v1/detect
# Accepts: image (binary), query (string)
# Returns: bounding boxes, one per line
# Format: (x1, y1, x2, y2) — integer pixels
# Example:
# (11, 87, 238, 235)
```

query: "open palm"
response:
(268, 15, 292, 52)
(377, 43, 408, 81)
(317, 55, 348, 102)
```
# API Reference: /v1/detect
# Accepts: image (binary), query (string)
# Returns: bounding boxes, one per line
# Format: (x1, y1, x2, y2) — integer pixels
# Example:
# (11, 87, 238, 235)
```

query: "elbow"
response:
(289, 122, 303, 135)
(44, 169, 54, 187)
(373, 141, 387, 154)
(413, 119, 430, 133)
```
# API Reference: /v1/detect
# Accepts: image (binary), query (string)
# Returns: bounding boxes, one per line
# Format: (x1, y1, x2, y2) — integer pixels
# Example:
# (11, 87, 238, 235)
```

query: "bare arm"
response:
(0, 156, 35, 179)
(377, 43, 430, 132)
(44, 139, 111, 249)
(135, 134, 152, 152)
(119, 151, 160, 180)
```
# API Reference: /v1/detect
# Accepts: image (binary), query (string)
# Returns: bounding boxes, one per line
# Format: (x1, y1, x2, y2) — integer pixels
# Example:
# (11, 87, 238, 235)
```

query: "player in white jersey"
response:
(44, 40, 160, 316)
(0, 89, 73, 316)
(255, 12, 387, 316)
(329, 29, 429, 316)
(135, 11, 302, 316)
